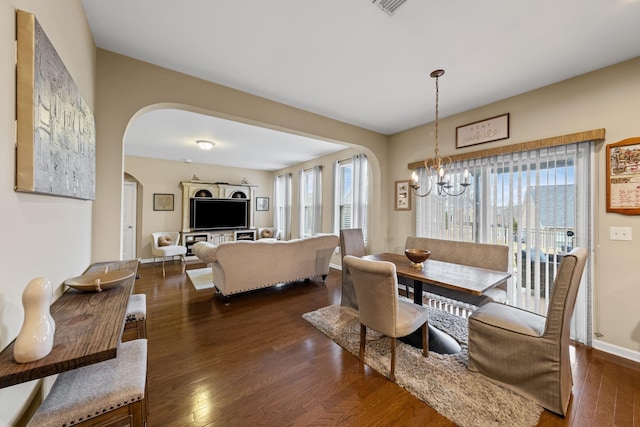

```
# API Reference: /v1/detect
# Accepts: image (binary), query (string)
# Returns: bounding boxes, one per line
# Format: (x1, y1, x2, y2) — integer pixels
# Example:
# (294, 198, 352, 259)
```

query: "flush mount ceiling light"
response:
(196, 140, 214, 150)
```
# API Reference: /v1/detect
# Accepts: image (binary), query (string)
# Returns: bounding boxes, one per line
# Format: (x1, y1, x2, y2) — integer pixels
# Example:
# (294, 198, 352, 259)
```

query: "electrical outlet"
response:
(610, 226, 632, 241)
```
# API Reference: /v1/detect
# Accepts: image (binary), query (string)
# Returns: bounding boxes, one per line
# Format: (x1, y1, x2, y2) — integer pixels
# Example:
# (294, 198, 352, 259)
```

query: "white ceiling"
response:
(82, 0, 640, 170)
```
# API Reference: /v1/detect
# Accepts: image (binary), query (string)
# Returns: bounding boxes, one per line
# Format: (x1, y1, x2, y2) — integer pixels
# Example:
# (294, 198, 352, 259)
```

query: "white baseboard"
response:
(592, 339, 640, 364)
(330, 262, 342, 271)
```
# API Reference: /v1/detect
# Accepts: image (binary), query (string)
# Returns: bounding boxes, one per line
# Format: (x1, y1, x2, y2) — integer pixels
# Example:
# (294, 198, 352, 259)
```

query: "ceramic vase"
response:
(14, 277, 56, 363)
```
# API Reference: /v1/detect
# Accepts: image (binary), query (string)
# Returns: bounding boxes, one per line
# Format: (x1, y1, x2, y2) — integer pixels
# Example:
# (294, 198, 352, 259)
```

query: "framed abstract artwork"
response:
(15, 10, 96, 200)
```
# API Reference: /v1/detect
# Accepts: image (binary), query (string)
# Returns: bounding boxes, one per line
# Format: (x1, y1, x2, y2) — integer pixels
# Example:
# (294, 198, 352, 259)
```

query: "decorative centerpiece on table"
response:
(404, 249, 431, 268)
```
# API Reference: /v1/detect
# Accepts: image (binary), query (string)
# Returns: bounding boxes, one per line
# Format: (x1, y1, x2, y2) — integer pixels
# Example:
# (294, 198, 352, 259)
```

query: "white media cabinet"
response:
(180, 180, 258, 256)
(182, 229, 257, 256)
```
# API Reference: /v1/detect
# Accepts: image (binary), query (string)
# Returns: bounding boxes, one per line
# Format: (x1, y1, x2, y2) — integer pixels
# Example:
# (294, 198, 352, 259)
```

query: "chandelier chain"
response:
(409, 69, 470, 197)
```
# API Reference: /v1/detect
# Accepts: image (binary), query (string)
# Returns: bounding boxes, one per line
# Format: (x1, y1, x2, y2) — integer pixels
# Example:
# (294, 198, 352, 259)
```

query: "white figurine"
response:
(14, 277, 56, 363)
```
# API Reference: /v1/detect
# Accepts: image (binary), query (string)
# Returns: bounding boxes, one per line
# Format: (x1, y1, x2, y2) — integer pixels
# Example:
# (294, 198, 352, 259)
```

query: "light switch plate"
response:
(610, 226, 632, 241)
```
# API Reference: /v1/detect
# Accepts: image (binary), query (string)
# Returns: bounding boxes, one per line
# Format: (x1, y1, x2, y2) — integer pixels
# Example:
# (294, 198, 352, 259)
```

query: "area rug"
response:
(302, 304, 543, 427)
(186, 267, 215, 290)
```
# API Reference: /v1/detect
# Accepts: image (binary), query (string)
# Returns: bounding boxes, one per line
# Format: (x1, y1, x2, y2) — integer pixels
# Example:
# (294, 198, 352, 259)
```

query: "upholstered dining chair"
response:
(343, 255, 429, 382)
(467, 247, 587, 416)
(151, 231, 187, 277)
(339, 228, 366, 310)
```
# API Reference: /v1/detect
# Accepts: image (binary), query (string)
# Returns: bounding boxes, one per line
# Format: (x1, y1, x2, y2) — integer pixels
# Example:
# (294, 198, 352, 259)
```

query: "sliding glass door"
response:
(415, 142, 593, 344)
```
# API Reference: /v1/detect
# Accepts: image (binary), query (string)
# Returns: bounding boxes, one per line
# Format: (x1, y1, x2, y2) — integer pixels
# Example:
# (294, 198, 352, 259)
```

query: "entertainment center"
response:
(180, 181, 258, 253)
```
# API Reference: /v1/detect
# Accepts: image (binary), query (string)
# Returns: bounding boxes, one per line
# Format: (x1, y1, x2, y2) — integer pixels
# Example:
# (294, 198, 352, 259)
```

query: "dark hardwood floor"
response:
(135, 261, 640, 427)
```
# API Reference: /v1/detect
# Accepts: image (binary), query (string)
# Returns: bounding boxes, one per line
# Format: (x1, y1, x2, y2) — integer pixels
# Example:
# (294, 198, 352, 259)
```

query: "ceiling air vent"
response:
(372, 0, 408, 16)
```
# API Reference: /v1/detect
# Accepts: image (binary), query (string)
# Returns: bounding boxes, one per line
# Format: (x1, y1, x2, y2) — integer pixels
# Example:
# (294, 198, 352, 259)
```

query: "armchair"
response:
(151, 232, 186, 277)
(257, 227, 280, 241)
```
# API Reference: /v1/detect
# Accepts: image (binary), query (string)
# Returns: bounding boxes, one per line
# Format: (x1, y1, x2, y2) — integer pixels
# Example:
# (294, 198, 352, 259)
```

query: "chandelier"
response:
(409, 69, 470, 197)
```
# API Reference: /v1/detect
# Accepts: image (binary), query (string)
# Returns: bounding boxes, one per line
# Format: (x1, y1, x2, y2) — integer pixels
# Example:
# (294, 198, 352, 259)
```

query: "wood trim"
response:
(408, 128, 606, 170)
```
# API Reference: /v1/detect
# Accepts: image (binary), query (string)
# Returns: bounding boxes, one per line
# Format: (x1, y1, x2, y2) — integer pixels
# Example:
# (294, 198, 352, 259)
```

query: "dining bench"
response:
(403, 237, 510, 311)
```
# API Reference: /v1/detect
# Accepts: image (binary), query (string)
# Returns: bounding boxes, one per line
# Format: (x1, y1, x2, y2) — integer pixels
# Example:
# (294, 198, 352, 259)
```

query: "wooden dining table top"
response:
(364, 253, 511, 296)
(0, 259, 139, 389)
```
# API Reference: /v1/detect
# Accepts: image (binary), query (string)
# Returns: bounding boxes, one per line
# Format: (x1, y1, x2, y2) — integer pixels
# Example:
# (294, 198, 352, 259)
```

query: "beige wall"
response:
(94, 50, 391, 264)
(124, 156, 275, 260)
(0, 1, 95, 424)
(389, 57, 640, 356)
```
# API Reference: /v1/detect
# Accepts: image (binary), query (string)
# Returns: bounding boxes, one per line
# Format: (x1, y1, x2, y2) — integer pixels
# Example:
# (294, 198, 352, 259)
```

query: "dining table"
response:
(0, 259, 139, 389)
(364, 253, 511, 354)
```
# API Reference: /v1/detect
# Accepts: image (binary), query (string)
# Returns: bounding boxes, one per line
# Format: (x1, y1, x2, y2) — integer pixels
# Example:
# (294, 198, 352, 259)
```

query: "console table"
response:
(0, 259, 139, 389)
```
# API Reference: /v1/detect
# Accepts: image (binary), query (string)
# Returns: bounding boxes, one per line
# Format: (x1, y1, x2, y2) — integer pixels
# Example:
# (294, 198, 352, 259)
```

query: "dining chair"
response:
(343, 255, 429, 382)
(151, 231, 187, 277)
(339, 228, 366, 309)
(467, 247, 587, 416)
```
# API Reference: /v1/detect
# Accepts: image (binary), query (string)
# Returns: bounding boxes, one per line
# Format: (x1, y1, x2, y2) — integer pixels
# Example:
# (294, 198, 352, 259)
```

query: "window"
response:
(415, 142, 593, 344)
(299, 166, 322, 237)
(274, 173, 291, 240)
(334, 154, 369, 242)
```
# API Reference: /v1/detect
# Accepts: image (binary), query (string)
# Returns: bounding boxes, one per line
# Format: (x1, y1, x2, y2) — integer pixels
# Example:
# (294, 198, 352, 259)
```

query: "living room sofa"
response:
(402, 237, 510, 308)
(192, 234, 339, 303)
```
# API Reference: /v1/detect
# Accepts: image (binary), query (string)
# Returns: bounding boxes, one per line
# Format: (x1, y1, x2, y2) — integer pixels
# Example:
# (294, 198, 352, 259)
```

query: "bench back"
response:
(405, 237, 509, 272)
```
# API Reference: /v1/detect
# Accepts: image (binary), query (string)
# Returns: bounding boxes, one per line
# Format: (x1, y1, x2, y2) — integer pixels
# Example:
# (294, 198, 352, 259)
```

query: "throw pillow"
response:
(158, 235, 174, 246)
(261, 229, 273, 239)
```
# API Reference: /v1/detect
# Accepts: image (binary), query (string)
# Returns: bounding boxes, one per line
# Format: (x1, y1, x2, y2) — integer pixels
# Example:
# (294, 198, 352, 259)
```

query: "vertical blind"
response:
(415, 142, 593, 344)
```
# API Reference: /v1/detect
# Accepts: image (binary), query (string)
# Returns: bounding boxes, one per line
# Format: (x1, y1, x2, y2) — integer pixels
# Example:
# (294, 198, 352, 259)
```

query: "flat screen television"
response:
(189, 198, 249, 230)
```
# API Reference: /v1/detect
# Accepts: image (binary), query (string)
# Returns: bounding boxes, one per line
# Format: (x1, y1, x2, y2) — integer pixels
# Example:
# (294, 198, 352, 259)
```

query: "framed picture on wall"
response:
(153, 193, 174, 211)
(394, 180, 411, 211)
(256, 197, 269, 211)
(15, 10, 96, 200)
(606, 137, 640, 215)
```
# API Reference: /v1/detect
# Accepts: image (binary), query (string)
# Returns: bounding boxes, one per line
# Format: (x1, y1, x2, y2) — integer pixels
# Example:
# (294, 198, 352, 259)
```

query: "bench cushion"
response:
(125, 294, 146, 322)
(27, 339, 147, 427)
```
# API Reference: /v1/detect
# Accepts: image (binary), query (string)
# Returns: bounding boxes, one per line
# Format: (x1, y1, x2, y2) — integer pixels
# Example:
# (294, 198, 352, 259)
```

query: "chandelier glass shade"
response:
(409, 69, 470, 197)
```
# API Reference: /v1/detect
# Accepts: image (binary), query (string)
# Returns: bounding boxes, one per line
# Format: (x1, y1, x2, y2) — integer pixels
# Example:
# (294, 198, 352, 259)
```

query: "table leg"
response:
(400, 279, 461, 355)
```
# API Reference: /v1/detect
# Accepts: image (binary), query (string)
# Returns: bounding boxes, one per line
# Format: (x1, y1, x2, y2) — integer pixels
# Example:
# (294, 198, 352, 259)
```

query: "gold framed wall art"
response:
(15, 10, 96, 200)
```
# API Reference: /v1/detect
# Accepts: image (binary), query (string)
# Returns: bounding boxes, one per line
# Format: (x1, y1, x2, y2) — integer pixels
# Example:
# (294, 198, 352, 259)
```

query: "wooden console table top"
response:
(0, 259, 139, 389)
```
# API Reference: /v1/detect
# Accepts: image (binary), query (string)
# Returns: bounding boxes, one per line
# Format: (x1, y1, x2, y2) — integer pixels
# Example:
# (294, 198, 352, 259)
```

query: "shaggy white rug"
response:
(303, 304, 543, 427)
(186, 268, 215, 290)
